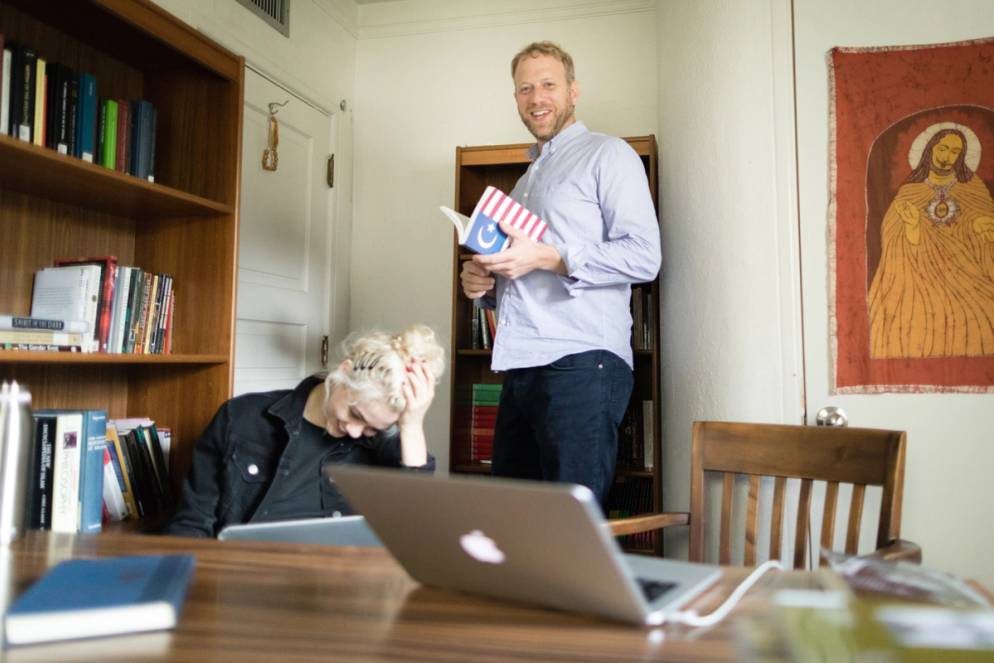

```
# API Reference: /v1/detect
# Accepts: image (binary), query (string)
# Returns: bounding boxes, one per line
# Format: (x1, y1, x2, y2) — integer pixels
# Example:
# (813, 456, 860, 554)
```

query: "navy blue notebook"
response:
(4, 554, 195, 646)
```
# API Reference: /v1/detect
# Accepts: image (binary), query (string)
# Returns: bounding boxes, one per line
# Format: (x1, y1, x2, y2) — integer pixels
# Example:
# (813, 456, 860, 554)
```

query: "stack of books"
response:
(471, 307, 497, 350)
(27, 411, 172, 532)
(0, 35, 158, 179)
(28, 409, 107, 534)
(470, 383, 501, 464)
(616, 399, 655, 471)
(1, 255, 176, 354)
(0, 315, 88, 352)
(103, 418, 173, 522)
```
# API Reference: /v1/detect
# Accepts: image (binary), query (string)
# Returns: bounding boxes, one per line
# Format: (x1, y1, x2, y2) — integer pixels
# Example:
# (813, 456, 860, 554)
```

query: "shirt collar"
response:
(528, 120, 588, 160)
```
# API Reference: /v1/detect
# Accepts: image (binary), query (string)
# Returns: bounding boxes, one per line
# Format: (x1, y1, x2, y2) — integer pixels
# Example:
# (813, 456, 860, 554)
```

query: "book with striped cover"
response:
(439, 185, 548, 254)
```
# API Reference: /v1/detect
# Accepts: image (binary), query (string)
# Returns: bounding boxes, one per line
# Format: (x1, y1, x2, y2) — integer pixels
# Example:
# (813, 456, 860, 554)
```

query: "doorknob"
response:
(815, 406, 848, 427)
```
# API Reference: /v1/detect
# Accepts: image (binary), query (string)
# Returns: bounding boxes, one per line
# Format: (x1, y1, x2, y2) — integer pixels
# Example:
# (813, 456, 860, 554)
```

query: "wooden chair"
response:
(608, 421, 921, 568)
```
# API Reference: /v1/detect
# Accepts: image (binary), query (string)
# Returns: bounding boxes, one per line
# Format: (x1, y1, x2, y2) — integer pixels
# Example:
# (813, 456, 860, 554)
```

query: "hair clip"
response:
(353, 352, 380, 372)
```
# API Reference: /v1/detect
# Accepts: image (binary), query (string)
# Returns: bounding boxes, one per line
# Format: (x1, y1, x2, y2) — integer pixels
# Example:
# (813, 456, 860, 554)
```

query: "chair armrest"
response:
(606, 512, 689, 537)
(868, 539, 922, 564)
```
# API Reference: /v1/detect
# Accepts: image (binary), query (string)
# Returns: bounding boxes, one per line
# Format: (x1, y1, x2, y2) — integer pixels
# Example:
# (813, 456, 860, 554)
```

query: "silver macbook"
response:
(217, 514, 382, 547)
(327, 466, 721, 625)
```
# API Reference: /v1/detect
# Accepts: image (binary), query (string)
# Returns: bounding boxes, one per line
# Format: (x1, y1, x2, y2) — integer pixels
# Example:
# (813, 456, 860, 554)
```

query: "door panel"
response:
(235, 68, 334, 396)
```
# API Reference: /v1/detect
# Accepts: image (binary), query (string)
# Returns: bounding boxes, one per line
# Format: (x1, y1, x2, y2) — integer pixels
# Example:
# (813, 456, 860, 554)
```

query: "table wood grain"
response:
(0, 531, 818, 662)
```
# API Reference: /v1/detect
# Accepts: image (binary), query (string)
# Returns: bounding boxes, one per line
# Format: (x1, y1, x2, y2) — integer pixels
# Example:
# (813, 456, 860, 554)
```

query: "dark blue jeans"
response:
(491, 350, 634, 507)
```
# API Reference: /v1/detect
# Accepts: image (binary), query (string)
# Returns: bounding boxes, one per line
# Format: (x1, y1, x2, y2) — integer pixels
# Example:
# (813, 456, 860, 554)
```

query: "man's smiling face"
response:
(513, 53, 578, 147)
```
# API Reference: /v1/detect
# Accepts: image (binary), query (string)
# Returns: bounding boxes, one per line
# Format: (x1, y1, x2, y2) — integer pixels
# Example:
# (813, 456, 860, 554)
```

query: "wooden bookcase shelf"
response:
(0, 352, 230, 365)
(0, 135, 233, 217)
(0, 0, 243, 501)
(448, 136, 664, 554)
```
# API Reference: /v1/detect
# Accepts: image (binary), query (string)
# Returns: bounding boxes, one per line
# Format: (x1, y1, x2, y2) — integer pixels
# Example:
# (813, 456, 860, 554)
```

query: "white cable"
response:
(668, 559, 784, 628)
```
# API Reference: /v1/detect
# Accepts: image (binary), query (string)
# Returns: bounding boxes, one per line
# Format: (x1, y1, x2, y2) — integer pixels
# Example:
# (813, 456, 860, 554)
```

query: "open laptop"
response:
(327, 465, 721, 625)
(217, 514, 383, 547)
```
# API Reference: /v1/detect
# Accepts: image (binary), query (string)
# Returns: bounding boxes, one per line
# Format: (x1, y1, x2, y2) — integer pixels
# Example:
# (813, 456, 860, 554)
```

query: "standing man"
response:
(460, 41, 661, 506)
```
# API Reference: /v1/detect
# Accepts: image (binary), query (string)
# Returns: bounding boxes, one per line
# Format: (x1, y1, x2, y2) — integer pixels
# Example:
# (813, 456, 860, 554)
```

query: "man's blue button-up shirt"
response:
(485, 121, 661, 371)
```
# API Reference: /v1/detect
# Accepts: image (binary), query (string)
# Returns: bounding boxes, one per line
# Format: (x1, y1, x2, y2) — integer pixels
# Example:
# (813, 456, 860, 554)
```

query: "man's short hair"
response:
(511, 41, 575, 84)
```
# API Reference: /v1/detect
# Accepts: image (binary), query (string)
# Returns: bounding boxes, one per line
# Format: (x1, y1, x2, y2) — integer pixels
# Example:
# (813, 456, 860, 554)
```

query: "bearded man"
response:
(459, 41, 661, 506)
(869, 126, 994, 358)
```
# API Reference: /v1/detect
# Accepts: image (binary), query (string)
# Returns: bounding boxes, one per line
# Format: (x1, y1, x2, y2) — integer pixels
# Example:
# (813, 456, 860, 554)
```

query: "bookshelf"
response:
(448, 136, 664, 553)
(0, 0, 243, 503)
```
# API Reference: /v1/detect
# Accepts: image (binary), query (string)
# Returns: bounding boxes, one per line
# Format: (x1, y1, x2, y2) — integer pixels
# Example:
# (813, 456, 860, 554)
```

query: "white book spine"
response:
(1, 49, 11, 136)
(50, 412, 84, 533)
(80, 266, 101, 353)
(109, 266, 132, 353)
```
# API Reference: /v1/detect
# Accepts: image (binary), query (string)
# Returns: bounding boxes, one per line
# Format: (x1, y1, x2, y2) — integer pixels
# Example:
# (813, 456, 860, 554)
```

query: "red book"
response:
(53, 255, 118, 353)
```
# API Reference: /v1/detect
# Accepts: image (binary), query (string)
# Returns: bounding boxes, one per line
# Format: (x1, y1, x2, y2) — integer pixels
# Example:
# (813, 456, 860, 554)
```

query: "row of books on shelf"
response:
(471, 306, 498, 350)
(617, 399, 655, 471)
(607, 477, 656, 550)
(470, 382, 502, 464)
(631, 286, 655, 351)
(29, 410, 173, 534)
(0, 35, 158, 179)
(0, 256, 175, 354)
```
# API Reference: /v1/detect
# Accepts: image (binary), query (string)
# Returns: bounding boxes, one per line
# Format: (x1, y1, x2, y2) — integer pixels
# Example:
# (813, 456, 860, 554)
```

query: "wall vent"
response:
(236, 0, 290, 37)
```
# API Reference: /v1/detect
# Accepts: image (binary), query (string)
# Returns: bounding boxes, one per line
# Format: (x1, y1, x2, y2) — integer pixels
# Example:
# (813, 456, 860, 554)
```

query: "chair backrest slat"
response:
(719, 473, 735, 565)
(744, 475, 761, 566)
(793, 478, 813, 569)
(820, 481, 839, 566)
(769, 476, 786, 561)
(846, 483, 866, 554)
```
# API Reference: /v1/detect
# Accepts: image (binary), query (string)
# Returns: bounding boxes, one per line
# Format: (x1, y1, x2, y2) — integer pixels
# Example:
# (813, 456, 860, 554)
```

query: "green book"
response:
(99, 99, 118, 169)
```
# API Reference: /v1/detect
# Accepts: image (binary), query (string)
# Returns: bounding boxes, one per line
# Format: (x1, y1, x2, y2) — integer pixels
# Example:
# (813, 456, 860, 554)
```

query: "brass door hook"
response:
(262, 99, 289, 171)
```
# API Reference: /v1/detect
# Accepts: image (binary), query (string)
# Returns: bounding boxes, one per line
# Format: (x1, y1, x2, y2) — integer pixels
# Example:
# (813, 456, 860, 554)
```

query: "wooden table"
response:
(0, 531, 820, 662)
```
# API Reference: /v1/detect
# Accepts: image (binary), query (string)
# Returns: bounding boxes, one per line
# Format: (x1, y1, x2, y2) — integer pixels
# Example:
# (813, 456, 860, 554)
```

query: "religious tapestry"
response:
(829, 37, 994, 393)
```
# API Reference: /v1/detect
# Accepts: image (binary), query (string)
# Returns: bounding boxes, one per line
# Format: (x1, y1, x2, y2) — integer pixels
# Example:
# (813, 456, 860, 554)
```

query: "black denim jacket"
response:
(166, 375, 435, 537)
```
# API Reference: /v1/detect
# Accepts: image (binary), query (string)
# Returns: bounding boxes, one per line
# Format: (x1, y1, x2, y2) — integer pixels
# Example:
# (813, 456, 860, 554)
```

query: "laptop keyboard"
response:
(636, 577, 677, 603)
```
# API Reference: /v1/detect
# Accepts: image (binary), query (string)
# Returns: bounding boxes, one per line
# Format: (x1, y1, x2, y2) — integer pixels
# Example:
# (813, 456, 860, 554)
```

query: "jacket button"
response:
(247, 463, 259, 475)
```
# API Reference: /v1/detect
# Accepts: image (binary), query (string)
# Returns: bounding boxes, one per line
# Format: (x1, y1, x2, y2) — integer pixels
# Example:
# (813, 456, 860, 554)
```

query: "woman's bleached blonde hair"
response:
(324, 324, 445, 412)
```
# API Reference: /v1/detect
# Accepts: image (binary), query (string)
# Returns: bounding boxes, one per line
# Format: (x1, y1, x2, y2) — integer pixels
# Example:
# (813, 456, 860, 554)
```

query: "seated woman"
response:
(166, 324, 445, 538)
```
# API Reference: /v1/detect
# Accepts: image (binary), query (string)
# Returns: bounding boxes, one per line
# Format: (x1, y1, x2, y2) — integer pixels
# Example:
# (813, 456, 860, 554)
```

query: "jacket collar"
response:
(268, 374, 325, 436)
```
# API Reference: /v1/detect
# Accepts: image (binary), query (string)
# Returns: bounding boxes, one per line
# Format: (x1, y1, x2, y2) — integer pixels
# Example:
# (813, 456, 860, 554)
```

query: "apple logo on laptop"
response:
(459, 529, 506, 564)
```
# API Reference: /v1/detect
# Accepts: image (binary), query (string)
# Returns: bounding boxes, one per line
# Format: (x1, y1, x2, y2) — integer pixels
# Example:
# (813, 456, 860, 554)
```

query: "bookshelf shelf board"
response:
(615, 469, 654, 480)
(452, 464, 493, 475)
(0, 136, 234, 218)
(0, 352, 229, 365)
(456, 136, 654, 167)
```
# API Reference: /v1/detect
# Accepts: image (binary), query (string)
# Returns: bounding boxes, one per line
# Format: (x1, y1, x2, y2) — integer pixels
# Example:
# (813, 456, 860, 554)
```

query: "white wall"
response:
(352, 1, 658, 471)
(151, 0, 359, 346)
(657, 0, 994, 588)
(655, 0, 803, 558)
(792, 0, 994, 589)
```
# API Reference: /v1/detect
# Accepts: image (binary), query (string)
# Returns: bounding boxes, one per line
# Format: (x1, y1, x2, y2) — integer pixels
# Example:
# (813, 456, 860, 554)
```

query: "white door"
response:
(234, 67, 335, 396)
(794, 0, 994, 588)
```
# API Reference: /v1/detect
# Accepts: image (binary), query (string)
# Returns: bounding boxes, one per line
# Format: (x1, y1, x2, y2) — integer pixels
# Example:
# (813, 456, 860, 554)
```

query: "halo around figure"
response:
(908, 121, 981, 171)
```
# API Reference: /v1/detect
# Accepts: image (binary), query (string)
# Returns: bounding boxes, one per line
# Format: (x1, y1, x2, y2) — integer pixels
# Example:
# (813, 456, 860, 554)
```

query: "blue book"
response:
(75, 72, 97, 162)
(4, 554, 195, 645)
(79, 409, 107, 533)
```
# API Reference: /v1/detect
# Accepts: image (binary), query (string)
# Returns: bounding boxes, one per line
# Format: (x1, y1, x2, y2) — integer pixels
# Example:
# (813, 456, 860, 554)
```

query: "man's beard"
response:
(522, 101, 575, 142)
(931, 163, 954, 176)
